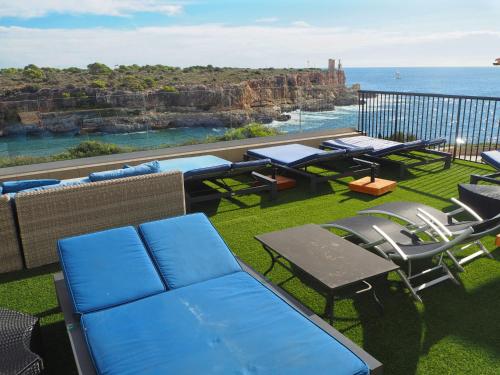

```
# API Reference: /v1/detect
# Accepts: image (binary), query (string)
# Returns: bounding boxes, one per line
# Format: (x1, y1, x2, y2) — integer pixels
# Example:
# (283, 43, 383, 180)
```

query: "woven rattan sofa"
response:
(0, 195, 23, 273)
(1, 171, 185, 270)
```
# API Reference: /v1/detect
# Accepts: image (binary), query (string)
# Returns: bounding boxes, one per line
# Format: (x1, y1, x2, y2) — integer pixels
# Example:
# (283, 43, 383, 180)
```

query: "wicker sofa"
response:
(0, 195, 23, 273)
(1, 171, 185, 270)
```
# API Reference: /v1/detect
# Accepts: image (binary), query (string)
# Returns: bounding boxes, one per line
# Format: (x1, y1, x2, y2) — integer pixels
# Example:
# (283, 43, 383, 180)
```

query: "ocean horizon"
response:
(1, 66, 499, 158)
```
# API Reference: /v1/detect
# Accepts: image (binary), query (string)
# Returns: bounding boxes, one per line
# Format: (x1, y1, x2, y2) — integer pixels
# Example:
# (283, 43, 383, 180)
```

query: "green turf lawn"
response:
(0, 159, 498, 375)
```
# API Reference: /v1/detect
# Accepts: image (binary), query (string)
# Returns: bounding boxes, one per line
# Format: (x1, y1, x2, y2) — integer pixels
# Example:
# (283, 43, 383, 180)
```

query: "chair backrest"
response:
(469, 214, 500, 239)
(15, 171, 185, 268)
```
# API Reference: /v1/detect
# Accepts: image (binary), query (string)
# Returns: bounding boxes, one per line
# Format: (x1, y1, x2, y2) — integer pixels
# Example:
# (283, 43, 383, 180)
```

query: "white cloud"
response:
(255, 17, 278, 23)
(291, 21, 311, 28)
(0, 0, 183, 18)
(0, 25, 499, 68)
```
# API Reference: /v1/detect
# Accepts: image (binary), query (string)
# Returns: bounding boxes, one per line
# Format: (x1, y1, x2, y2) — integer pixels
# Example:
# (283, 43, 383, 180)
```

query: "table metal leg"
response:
(324, 292, 334, 324)
(262, 245, 277, 276)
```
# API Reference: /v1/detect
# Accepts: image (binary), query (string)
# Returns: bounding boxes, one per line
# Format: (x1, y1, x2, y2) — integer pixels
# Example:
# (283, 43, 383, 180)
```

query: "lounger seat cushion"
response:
(247, 144, 345, 167)
(481, 150, 500, 170)
(58, 227, 165, 314)
(81, 271, 369, 375)
(139, 213, 241, 289)
(158, 155, 231, 175)
(88, 161, 160, 182)
(1, 179, 61, 194)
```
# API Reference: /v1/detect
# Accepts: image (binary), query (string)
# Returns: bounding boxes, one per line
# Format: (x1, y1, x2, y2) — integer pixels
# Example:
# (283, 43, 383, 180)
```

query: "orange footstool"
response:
(349, 177, 397, 196)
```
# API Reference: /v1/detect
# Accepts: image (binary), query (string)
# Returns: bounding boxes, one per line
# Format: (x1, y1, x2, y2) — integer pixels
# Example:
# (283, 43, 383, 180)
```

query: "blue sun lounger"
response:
(245, 144, 378, 193)
(470, 150, 500, 185)
(157, 155, 277, 209)
(54, 213, 382, 375)
(321, 136, 451, 178)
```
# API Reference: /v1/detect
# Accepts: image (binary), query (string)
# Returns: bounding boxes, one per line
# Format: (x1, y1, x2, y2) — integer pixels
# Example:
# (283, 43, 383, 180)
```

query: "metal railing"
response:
(358, 90, 500, 162)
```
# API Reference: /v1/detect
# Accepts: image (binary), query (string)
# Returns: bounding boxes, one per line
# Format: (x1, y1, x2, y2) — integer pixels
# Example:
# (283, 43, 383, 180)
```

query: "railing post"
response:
(358, 91, 363, 133)
(394, 94, 399, 139)
(452, 98, 462, 160)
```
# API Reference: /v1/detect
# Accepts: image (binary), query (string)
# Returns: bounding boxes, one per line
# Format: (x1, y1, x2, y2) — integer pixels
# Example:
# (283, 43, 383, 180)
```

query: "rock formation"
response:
(0, 62, 357, 137)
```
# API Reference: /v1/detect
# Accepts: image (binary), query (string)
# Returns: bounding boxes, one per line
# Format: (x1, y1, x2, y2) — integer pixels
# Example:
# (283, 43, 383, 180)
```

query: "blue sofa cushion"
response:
(247, 144, 345, 167)
(158, 155, 231, 175)
(82, 272, 369, 375)
(481, 150, 500, 170)
(58, 226, 165, 314)
(138, 213, 241, 289)
(1, 179, 60, 194)
(88, 161, 160, 182)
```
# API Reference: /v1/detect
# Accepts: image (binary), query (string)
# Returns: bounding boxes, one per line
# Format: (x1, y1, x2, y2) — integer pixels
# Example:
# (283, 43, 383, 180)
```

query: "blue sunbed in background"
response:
(321, 135, 451, 178)
(157, 155, 276, 208)
(470, 150, 500, 185)
(245, 143, 377, 193)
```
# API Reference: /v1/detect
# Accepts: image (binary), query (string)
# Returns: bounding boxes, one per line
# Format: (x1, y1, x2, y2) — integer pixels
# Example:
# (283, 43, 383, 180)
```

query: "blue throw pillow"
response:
(88, 161, 160, 182)
(1, 179, 61, 194)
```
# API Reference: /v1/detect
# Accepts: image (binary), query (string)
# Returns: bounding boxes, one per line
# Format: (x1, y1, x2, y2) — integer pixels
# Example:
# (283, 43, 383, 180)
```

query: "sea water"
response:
(1, 67, 499, 158)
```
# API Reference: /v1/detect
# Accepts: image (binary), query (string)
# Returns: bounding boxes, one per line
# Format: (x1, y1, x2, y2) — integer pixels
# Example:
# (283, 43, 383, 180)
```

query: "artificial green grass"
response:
(0, 159, 498, 375)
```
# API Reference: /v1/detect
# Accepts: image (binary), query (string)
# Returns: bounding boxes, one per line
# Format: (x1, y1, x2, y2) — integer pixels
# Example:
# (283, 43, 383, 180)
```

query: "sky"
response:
(0, 0, 499, 68)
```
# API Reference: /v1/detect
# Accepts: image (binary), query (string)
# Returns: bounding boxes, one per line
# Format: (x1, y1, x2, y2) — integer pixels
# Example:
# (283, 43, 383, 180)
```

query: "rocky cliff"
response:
(0, 69, 357, 137)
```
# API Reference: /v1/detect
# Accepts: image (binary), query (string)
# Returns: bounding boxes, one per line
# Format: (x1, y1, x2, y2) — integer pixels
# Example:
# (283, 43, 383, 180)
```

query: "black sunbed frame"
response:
(320, 143, 452, 179)
(54, 260, 383, 375)
(470, 171, 500, 185)
(184, 166, 277, 211)
(244, 152, 379, 194)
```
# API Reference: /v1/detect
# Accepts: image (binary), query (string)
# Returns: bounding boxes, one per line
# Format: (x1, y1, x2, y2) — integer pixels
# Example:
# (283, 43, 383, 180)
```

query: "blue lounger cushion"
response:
(82, 271, 369, 375)
(88, 161, 160, 182)
(423, 137, 446, 147)
(1, 179, 60, 194)
(139, 213, 241, 289)
(231, 158, 271, 170)
(247, 144, 345, 167)
(158, 155, 231, 174)
(481, 150, 500, 170)
(323, 136, 428, 157)
(58, 226, 165, 314)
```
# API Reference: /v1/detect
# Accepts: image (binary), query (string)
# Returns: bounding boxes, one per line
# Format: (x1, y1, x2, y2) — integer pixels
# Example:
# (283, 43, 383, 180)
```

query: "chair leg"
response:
(396, 269, 423, 303)
(445, 250, 465, 272)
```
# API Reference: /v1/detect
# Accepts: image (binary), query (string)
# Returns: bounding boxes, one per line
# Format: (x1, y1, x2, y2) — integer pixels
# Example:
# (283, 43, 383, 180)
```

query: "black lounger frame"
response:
(54, 259, 383, 375)
(244, 152, 378, 193)
(184, 165, 277, 210)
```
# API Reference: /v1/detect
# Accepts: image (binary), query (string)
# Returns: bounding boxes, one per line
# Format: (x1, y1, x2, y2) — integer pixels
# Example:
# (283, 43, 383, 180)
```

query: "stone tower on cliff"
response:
(327, 58, 346, 86)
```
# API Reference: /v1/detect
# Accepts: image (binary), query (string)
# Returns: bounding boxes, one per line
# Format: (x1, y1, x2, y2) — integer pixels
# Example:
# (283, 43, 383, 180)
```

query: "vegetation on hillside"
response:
(0, 123, 283, 167)
(0, 63, 322, 96)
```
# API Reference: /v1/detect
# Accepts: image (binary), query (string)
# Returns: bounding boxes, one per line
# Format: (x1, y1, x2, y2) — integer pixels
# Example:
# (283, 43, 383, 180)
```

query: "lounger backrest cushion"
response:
(424, 138, 446, 147)
(481, 150, 500, 170)
(1, 179, 61, 194)
(139, 213, 241, 289)
(88, 161, 160, 182)
(231, 158, 270, 171)
(247, 144, 344, 167)
(58, 226, 165, 314)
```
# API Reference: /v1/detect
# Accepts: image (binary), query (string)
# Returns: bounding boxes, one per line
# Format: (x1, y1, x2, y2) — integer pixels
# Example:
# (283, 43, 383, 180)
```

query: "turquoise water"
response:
(1, 67, 499, 158)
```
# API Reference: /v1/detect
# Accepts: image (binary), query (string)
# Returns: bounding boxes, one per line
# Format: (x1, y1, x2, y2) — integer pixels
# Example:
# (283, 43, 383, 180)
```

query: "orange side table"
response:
(349, 177, 397, 196)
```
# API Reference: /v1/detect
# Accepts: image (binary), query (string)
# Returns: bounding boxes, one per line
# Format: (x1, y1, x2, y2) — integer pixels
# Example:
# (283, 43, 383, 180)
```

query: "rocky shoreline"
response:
(0, 68, 359, 137)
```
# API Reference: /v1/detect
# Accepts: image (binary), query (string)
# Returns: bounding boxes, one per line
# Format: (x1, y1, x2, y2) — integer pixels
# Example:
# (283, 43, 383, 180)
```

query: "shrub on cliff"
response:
(57, 141, 132, 159)
(161, 85, 177, 92)
(87, 62, 112, 75)
(218, 123, 282, 141)
(91, 79, 107, 89)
